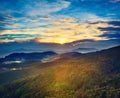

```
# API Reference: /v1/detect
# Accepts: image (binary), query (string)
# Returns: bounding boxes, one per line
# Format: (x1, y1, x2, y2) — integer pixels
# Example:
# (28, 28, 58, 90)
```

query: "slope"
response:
(0, 46, 120, 98)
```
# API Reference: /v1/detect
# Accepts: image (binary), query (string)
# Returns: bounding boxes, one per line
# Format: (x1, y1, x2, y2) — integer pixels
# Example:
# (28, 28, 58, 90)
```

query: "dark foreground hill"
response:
(0, 46, 120, 98)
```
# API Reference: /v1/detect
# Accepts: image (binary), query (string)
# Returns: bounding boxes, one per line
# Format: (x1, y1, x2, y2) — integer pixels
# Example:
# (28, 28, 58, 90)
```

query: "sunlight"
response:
(59, 38, 67, 44)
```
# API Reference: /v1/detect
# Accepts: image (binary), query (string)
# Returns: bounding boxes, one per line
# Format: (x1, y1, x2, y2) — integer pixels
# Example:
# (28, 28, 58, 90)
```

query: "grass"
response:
(0, 46, 120, 98)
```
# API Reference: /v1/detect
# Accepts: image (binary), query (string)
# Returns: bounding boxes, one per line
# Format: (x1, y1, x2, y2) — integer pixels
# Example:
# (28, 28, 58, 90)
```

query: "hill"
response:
(0, 51, 57, 63)
(0, 51, 57, 85)
(0, 46, 120, 98)
(0, 51, 57, 69)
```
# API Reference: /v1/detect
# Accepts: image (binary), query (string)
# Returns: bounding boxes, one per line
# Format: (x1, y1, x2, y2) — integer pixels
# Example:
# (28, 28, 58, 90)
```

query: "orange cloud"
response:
(51, 17, 76, 25)
(0, 21, 113, 44)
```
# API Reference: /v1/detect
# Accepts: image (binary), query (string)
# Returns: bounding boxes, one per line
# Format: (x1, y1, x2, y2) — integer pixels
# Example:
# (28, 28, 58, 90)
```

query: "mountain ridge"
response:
(0, 51, 57, 63)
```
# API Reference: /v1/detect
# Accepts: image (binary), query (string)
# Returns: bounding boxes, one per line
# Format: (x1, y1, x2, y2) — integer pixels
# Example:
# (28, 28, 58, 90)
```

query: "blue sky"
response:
(0, 0, 120, 56)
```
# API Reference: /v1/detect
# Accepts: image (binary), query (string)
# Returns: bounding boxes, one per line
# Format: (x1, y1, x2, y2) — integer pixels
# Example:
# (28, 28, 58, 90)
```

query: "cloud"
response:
(110, 0, 120, 3)
(107, 21, 120, 26)
(0, 37, 35, 43)
(51, 17, 76, 25)
(99, 33, 120, 39)
(0, 34, 40, 43)
(0, 0, 119, 44)
(4, 15, 16, 21)
(1, 20, 116, 44)
(67, 39, 96, 46)
(98, 21, 120, 39)
(0, 0, 71, 31)
(26, 0, 71, 16)
(77, 13, 108, 23)
(99, 27, 120, 32)
(40, 16, 51, 20)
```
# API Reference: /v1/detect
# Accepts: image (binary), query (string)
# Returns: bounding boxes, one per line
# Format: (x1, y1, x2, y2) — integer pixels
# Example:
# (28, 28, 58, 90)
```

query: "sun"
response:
(59, 38, 67, 44)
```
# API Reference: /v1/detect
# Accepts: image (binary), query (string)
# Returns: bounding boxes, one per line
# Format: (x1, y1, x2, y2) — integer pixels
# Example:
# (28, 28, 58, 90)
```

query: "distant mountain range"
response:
(0, 51, 57, 64)
(0, 45, 120, 65)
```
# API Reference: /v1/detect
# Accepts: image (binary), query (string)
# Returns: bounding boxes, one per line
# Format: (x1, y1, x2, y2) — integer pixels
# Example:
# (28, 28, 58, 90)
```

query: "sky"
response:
(0, 0, 120, 57)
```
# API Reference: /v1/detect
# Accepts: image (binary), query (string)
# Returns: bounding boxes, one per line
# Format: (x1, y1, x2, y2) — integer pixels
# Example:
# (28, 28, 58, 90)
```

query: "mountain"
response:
(59, 52, 82, 58)
(0, 46, 120, 98)
(75, 47, 97, 51)
(0, 51, 57, 64)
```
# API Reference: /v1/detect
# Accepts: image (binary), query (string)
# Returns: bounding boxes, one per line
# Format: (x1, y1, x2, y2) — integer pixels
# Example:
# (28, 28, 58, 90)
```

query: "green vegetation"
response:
(0, 70, 29, 85)
(0, 46, 120, 98)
